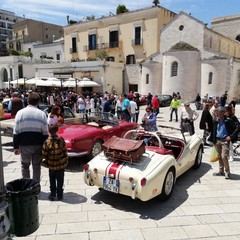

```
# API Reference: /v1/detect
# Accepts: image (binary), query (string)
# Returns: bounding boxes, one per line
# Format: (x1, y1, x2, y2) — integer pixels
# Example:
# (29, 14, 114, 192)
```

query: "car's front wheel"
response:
(160, 168, 175, 201)
(89, 140, 102, 160)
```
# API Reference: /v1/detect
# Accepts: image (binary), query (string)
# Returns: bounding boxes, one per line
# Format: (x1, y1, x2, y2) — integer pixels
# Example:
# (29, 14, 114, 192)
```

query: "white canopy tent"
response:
(62, 78, 78, 88)
(36, 79, 62, 87)
(25, 78, 48, 85)
(10, 78, 25, 85)
(27, 77, 62, 87)
(77, 78, 101, 87)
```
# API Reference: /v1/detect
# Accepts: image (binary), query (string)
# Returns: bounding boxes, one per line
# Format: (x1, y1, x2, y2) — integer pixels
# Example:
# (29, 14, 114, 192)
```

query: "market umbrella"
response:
(25, 78, 47, 85)
(62, 78, 78, 88)
(35, 77, 62, 87)
(10, 78, 25, 85)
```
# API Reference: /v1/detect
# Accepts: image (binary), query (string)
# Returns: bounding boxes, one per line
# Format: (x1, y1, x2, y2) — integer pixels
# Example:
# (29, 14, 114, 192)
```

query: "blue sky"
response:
(1, 0, 240, 27)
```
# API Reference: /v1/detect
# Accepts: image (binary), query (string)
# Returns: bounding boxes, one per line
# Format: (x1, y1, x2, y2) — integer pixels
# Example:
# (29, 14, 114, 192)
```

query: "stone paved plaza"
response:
(2, 104, 240, 240)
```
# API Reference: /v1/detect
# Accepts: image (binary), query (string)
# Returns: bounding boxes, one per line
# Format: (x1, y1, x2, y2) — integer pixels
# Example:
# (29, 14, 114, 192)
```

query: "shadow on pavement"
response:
(65, 157, 87, 173)
(2, 141, 14, 152)
(3, 160, 16, 167)
(91, 162, 211, 220)
(39, 191, 87, 204)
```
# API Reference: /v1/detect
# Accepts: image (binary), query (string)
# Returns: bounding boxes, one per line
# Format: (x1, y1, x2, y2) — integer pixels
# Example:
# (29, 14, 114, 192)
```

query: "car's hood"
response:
(58, 124, 103, 139)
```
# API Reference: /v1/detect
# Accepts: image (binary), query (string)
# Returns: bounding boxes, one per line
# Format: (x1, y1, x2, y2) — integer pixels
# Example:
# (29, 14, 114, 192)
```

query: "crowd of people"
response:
(198, 92, 240, 179)
(1, 86, 239, 200)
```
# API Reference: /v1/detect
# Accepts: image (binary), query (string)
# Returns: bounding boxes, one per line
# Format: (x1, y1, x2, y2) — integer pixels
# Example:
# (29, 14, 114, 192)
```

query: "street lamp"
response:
(0, 124, 11, 239)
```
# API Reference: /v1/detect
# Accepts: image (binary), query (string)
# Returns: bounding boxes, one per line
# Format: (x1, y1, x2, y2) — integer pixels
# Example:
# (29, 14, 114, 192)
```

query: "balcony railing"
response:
(70, 47, 77, 53)
(7, 35, 31, 43)
(131, 38, 143, 46)
(83, 41, 120, 52)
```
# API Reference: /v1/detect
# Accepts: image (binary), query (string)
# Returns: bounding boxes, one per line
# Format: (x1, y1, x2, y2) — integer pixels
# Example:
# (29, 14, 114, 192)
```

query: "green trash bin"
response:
(5, 178, 41, 237)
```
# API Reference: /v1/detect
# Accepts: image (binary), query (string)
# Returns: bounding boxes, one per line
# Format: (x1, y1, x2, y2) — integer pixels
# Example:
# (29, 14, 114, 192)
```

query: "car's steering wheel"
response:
(88, 116, 99, 123)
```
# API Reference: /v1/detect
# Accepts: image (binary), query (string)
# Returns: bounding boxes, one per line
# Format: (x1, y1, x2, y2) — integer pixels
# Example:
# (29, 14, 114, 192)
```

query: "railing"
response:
(70, 47, 77, 53)
(131, 38, 143, 46)
(83, 41, 120, 51)
(7, 35, 30, 43)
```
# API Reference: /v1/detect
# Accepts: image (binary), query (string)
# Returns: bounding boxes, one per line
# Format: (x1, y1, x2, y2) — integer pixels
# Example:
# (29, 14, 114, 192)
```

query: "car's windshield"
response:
(87, 112, 119, 125)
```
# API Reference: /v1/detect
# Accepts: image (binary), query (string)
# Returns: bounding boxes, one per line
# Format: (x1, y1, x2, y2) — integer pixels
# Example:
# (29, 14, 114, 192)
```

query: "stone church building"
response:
(133, 12, 240, 102)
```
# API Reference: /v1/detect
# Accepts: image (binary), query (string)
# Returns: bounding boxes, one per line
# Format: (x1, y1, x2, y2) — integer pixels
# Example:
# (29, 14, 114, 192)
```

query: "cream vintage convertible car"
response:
(83, 126, 203, 201)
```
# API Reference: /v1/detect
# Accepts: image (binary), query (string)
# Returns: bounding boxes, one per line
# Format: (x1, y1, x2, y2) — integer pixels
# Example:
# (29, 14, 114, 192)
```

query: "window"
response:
(46, 34, 48, 39)
(107, 56, 115, 62)
(146, 74, 149, 84)
(18, 65, 23, 78)
(238, 70, 240, 85)
(179, 25, 184, 31)
(126, 55, 136, 64)
(71, 37, 77, 52)
(208, 72, 213, 84)
(109, 31, 118, 48)
(236, 35, 240, 42)
(134, 26, 141, 45)
(88, 34, 96, 50)
(41, 52, 46, 58)
(16, 41, 21, 51)
(171, 61, 178, 77)
(56, 53, 60, 61)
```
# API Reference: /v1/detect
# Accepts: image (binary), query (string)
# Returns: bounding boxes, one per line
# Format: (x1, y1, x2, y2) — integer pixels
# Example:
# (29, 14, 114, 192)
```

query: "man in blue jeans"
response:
(209, 106, 240, 179)
(121, 94, 131, 122)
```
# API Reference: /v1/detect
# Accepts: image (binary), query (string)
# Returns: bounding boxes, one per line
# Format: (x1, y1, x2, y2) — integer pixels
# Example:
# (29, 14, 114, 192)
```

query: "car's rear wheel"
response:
(89, 140, 102, 160)
(192, 146, 203, 169)
(160, 168, 175, 200)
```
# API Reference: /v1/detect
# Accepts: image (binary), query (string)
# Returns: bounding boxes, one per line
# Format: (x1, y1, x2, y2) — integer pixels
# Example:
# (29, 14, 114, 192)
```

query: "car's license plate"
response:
(103, 176, 119, 193)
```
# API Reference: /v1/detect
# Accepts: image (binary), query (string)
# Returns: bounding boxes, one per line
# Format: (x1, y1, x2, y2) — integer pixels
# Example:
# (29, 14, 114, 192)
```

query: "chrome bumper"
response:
(68, 151, 88, 157)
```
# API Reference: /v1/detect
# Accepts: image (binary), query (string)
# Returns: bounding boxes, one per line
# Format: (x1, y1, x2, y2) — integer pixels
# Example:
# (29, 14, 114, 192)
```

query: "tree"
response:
(116, 4, 129, 14)
(86, 15, 95, 21)
(96, 50, 109, 60)
(69, 20, 77, 25)
(153, 0, 160, 6)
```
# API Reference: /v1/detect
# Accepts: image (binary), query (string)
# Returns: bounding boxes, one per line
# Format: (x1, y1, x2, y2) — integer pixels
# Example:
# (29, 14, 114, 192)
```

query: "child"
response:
(42, 124, 68, 201)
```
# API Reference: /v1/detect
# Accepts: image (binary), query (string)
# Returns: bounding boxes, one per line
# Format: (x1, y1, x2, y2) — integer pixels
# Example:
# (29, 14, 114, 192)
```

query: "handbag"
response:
(209, 147, 218, 162)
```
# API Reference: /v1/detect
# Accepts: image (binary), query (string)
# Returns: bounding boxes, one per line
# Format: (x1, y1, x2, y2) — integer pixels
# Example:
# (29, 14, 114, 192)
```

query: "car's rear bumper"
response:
(68, 151, 88, 157)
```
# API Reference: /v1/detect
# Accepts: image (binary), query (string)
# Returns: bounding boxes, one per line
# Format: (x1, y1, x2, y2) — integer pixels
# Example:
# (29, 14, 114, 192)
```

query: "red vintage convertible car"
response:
(58, 112, 138, 159)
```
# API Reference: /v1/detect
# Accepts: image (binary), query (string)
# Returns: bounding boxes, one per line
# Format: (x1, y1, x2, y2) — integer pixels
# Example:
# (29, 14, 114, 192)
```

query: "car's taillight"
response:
(83, 164, 89, 171)
(140, 178, 147, 186)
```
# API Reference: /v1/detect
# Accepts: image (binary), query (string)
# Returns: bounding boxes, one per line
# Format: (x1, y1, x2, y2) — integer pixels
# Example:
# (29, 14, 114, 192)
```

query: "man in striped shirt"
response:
(13, 92, 48, 182)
